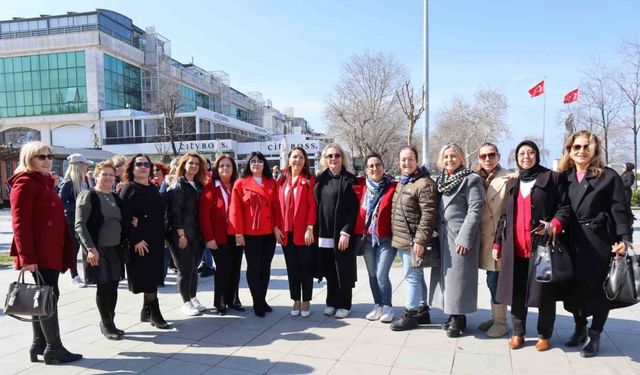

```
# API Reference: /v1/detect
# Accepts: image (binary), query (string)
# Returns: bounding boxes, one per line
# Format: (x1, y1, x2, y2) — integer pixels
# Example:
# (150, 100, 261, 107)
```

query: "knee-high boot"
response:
(41, 311, 83, 364)
(29, 319, 46, 362)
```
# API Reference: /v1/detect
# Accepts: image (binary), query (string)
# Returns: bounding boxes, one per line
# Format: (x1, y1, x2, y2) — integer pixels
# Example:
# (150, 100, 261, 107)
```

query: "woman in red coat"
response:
(274, 147, 317, 317)
(9, 141, 82, 365)
(199, 154, 245, 315)
(229, 151, 278, 317)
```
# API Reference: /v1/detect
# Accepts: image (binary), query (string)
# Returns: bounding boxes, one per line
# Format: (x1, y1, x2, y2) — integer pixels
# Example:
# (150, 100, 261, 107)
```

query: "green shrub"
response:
(632, 189, 640, 207)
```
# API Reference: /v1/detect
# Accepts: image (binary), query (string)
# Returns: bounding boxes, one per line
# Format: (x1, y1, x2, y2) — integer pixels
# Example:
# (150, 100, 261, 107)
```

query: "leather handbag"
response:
(400, 197, 440, 268)
(4, 269, 57, 322)
(534, 235, 573, 283)
(353, 234, 366, 256)
(604, 247, 640, 304)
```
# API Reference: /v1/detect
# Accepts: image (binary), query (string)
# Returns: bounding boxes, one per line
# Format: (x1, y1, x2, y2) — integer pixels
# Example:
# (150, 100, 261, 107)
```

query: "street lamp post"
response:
(422, 0, 430, 166)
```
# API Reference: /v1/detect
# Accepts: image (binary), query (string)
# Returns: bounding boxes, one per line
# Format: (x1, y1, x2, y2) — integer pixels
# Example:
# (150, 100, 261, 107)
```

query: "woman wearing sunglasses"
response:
(119, 155, 170, 329)
(559, 131, 633, 357)
(9, 141, 82, 364)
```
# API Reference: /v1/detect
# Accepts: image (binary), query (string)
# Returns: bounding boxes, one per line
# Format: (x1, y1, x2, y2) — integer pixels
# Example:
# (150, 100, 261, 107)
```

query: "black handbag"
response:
(604, 247, 640, 304)
(400, 197, 440, 268)
(353, 234, 366, 256)
(4, 269, 57, 322)
(534, 234, 573, 283)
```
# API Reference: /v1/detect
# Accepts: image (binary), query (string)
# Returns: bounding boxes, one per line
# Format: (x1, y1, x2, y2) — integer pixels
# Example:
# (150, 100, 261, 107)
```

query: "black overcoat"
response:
(167, 177, 204, 256)
(313, 169, 358, 288)
(494, 170, 571, 307)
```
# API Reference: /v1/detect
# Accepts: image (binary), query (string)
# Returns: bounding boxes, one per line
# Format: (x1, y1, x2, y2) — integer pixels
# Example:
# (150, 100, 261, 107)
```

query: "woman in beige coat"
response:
(476, 143, 509, 338)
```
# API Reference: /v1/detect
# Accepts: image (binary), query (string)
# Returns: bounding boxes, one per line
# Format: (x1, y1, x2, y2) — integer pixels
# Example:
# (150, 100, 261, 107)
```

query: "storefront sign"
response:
(178, 140, 234, 153)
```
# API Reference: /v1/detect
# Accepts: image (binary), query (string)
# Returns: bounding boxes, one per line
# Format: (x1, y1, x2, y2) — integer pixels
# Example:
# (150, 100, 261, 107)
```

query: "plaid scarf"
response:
(477, 165, 501, 191)
(437, 167, 474, 195)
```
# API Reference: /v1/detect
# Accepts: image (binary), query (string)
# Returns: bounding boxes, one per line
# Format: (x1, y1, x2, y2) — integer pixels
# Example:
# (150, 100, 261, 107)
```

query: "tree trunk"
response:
(634, 105, 638, 191)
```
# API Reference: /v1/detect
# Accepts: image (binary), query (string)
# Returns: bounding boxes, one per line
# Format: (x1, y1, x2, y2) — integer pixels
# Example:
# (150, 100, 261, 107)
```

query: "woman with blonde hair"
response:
(559, 130, 633, 357)
(167, 152, 208, 316)
(9, 141, 82, 364)
(314, 143, 358, 318)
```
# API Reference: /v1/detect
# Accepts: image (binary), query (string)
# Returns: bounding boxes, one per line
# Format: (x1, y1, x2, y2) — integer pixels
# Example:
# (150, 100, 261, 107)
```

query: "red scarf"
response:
(284, 175, 300, 232)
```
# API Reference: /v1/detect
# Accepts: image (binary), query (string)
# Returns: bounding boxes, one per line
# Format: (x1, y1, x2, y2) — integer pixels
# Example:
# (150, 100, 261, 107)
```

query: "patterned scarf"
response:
(477, 165, 501, 191)
(362, 174, 392, 245)
(400, 166, 428, 185)
(437, 167, 474, 195)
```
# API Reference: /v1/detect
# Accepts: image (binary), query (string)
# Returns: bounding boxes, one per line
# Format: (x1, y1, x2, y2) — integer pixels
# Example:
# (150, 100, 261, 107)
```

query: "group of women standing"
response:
(8, 128, 635, 365)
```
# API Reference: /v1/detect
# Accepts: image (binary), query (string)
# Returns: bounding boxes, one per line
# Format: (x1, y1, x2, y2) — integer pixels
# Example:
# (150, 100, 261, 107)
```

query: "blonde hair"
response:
(63, 162, 87, 197)
(319, 143, 353, 173)
(558, 130, 604, 176)
(111, 154, 126, 166)
(166, 156, 181, 186)
(437, 143, 466, 170)
(15, 141, 54, 173)
(176, 152, 208, 186)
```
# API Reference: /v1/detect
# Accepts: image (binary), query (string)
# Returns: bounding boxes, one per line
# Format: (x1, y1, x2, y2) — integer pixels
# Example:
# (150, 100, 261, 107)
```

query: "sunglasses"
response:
(115, 163, 125, 168)
(478, 152, 497, 160)
(367, 162, 383, 169)
(326, 153, 342, 159)
(135, 162, 151, 168)
(34, 154, 54, 161)
(571, 144, 590, 152)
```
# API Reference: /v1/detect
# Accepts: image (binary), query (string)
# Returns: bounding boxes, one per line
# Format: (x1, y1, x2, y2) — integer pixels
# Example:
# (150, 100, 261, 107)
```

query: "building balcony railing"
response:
(102, 131, 267, 146)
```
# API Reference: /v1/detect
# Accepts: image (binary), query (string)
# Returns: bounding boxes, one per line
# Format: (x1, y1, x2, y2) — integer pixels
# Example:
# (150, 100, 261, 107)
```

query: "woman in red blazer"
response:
(9, 141, 82, 365)
(199, 154, 245, 315)
(274, 147, 317, 317)
(229, 151, 278, 317)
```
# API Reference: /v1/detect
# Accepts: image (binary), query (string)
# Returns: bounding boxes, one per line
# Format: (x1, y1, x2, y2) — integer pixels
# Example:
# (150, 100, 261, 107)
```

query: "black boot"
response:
(140, 300, 150, 323)
(416, 305, 431, 324)
(447, 315, 465, 338)
(110, 313, 124, 336)
(442, 314, 466, 331)
(29, 319, 46, 362)
(100, 321, 122, 340)
(580, 329, 601, 358)
(148, 299, 170, 329)
(390, 309, 419, 331)
(565, 324, 588, 347)
(41, 311, 83, 364)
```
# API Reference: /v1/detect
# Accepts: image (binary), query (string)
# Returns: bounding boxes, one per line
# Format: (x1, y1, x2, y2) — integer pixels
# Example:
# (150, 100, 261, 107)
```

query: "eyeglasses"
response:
(571, 144, 590, 152)
(115, 163, 125, 168)
(34, 154, 54, 161)
(326, 153, 342, 159)
(249, 160, 264, 165)
(135, 162, 151, 168)
(367, 162, 383, 169)
(478, 152, 497, 160)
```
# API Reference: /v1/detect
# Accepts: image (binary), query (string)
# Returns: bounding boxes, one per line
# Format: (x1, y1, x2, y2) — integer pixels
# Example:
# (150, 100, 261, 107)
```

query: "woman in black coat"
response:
(167, 152, 208, 316)
(493, 140, 571, 351)
(621, 162, 635, 209)
(313, 143, 358, 319)
(559, 130, 633, 358)
(119, 154, 169, 329)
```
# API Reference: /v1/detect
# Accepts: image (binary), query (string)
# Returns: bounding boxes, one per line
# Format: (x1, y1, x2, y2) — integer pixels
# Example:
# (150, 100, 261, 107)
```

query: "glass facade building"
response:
(0, 51, 87, 117)
(104, 54, 141, 110)
(180, 85, 210, 112)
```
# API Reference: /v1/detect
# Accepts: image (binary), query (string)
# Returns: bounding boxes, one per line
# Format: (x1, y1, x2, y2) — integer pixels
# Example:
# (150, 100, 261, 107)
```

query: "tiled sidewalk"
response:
(0, 209, 638, 374)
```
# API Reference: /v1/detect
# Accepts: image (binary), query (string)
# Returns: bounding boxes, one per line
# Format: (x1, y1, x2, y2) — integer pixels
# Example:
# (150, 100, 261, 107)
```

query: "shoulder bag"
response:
(604, 245, 640, 304)
(4, 269, 57, 322)
(534, 233, 573, 283)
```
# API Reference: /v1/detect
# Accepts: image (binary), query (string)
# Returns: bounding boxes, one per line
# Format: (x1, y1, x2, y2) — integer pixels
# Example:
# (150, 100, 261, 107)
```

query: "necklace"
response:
(100, 192, 117, 208)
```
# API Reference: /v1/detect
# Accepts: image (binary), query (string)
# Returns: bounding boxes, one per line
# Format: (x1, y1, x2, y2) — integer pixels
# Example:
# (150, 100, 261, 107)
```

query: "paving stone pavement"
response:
(0, 208, 639, 374)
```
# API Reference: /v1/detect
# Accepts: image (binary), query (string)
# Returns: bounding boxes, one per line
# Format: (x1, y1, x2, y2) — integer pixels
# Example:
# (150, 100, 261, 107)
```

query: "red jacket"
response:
(275, 174, 317, 246)
(199, 180, 236, 245)
(353, 177, 397, 238)
(9, 171, 75, 271)
(229, 176, 277, 236)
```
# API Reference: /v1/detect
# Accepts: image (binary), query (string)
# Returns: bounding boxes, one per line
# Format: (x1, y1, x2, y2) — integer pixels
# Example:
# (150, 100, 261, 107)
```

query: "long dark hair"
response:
(280, 147, 311, 185)
(211, 154, 239, 184)
(123, 154, 153, 183)
(241, 151, 272, 179)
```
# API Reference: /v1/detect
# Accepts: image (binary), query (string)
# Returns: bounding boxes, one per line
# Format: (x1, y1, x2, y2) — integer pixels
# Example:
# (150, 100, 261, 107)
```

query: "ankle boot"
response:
(390, 309, 419, 331)
(442, 314, 467, 331)
(148, 299, 170, 329)
(416, 305, 431, 324)
(41, 311, 83, 364)
(100, 321, 122, 340)
(110, 313, 124, 336)
(447, 315, 465, 338)
(565, 324, 588, 347)
(486, 303, 508, 338)
(580, 329, 601, 358)
(29, 320, 46, 362)
(140, 300, 151, 323)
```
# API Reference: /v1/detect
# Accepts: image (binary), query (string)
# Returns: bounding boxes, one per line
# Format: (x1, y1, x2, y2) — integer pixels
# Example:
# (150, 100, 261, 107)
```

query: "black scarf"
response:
(516, 140, 547, 182)
(437, 167, 474, 195)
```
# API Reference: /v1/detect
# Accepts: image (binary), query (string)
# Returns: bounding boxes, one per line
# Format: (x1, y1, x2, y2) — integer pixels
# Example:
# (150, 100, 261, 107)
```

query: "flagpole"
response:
(542, 75, 547, 164)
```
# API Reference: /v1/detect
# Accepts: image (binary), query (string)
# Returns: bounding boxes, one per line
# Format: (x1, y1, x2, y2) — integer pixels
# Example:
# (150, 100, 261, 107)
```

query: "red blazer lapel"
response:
(245, 176, 268, 199)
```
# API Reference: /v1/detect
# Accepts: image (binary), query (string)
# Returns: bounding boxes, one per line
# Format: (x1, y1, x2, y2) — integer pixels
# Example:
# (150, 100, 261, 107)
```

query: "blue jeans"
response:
(486, 270, 499, 304)
(202, 247, 214, 268)
(362, 236, 397, 306)
(400, 249, 428, 310)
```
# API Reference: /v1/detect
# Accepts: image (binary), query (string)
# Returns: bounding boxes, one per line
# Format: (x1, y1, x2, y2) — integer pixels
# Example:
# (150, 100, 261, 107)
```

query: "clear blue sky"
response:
(1, 0, 638, 161)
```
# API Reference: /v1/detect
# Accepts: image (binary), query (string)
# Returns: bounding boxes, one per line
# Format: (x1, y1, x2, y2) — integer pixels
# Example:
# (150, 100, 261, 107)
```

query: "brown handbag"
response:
(4, 269, 57, 322)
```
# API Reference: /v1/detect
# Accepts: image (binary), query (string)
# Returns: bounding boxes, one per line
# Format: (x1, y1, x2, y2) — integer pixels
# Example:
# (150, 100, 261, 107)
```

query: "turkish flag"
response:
(563, 88, 579, 104)
(528, 80, 545, 98)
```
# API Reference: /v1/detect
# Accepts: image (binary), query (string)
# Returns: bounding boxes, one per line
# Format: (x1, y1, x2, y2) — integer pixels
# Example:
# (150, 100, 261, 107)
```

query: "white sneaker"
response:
(335, 309, 351, 319)
(290, 309, 301, 317)
(181, 302, 201, 316)
(380, 305, 394, 323)
(71, 276, 85, 288)
(301, 310, 311, 318)
(323, 306, 336, 316)
(366, 305, 383, 321)
(190, 297, 206, 312)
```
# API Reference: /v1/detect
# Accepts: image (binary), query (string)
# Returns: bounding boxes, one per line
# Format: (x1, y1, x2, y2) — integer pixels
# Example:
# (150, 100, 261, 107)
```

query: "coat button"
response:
(46, 221, 52, 226)
(51, 202, 56, 207)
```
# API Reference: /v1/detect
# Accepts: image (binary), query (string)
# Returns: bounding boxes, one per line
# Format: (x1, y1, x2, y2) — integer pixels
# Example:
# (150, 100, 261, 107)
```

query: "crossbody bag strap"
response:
(399, 195, 416, 242)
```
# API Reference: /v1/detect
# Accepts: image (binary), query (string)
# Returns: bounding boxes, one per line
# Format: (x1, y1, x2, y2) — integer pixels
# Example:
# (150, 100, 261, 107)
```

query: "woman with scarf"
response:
(475, 143, 510, 338)
(354, 153, 397, 323)
(493, 140, 570, 351)
(390, 145, 438, 331)
(273, 147, 317, 317)
(429, 143, 484, 338)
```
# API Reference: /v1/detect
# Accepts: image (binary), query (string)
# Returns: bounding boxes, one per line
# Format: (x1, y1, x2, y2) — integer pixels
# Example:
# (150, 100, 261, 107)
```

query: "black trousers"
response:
(96, 281, 119, 323)
(282, 233, 314, 302)
(320, 248, 352, 310)
(171, 244, 205, 303)
(511, 257, 556, 338)
(244, 234, 276, 308)
(212, 236, 243, 308)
